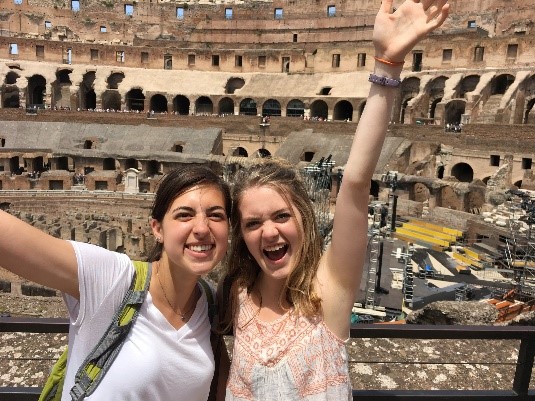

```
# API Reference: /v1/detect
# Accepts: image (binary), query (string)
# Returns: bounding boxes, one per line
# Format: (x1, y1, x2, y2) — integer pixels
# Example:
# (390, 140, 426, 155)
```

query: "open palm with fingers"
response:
(373, 0, 450, 63)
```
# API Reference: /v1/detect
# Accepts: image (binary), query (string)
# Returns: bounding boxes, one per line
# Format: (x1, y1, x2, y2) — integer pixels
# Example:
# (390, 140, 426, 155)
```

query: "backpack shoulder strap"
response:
(198, 278, 216, 326)
(38, 346, 68, 401)
(69, 261, 151, 401)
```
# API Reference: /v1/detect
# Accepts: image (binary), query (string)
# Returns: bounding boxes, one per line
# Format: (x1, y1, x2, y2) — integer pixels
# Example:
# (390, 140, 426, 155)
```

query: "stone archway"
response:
(286, 99, 305, 117)
(239, 98, 257, 115)
(195, 96, 213, 115)
(126, 89, 145, 111)
(218, 97, 234, 115)
(232, 147, 248, 157)
(27, 75, 46, 107)
(333, 100, 353, 121)
(444, 100, 466, 125)
(173, 95, 190, 115)
(54, 69, 72, 109)
(310, 99, 328, 120)
(150, 94, 168, 113)
(451, 162, 474, 183)
(262, 99, 281, 116)
(101, 90, 121, 111)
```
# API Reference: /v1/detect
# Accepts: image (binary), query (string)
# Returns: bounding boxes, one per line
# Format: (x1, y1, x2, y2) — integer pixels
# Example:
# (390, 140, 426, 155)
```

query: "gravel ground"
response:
(0, 293, 68, 388)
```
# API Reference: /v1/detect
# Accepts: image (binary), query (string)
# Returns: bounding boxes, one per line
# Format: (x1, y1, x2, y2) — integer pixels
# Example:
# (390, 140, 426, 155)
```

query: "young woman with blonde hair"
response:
(219, 1, 451, 399)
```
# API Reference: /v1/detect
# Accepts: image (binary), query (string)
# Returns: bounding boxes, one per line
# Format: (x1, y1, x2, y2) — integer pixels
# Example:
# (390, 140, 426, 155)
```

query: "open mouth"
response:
(187, 244, 214, 252)
(263, 244, 288, 261)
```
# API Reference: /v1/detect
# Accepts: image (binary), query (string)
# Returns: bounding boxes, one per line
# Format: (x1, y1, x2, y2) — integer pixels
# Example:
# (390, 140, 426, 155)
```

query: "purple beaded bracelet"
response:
(368, 73, 402, 88)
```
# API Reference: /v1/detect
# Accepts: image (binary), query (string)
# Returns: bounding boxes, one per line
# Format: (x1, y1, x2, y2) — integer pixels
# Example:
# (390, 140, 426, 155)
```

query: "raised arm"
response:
(317, 0, 450, 337)
(0, 210, 79, 298)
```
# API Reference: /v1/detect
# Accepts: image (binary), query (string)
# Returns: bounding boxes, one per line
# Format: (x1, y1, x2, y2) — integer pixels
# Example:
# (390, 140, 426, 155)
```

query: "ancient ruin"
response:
(0, 0, 534, 302)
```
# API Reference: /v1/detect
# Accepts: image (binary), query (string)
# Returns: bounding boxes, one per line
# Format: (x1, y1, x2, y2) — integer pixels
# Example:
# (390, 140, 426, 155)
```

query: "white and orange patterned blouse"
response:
(226, 289, 352, 401)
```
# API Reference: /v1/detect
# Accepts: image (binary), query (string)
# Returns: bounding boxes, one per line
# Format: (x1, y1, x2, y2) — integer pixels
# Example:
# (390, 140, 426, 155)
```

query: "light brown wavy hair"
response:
(220, 159, 323, 331)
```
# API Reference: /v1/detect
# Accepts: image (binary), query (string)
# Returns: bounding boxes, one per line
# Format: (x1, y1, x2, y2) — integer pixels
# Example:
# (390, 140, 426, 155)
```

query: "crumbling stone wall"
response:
(3, 195, 154, 260)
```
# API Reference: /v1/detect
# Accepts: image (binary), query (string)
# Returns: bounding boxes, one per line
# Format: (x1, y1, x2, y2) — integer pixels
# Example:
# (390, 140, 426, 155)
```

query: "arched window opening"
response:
(107, 72, 125, 90)
(437, 165, 444, 179)
(195, 96, 213, 115)
(126, 89, 145, 111)
(310, 100, 328, 120)
(257, 149, 271, 158)
(232, 147, 248, 157)
(451, 162, 473, 183)
(262, 99, 281, 117)
(173, 95, 190, 115)
(101, 90, 121, 111)
(445, 100, 466, 125)
(150, 94, 168, 113)
(28, 75, 46, 107)
(239, 98, 257, 115)
(333, 100, 353, 121)
(219, 97, 234, 115)
(286, 99, 305, 117)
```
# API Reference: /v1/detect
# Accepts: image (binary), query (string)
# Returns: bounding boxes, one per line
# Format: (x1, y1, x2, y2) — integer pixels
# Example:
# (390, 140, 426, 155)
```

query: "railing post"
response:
(512, 337, 535, 396)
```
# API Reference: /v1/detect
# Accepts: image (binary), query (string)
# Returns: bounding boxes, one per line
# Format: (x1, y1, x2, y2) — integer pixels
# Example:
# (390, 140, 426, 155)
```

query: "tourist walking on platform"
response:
(217, 0, 450, 399)
(0, 165, 230, 401)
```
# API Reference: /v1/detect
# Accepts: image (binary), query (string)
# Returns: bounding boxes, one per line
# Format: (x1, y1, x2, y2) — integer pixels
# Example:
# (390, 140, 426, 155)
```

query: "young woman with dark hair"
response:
(0, 165, 230, 401)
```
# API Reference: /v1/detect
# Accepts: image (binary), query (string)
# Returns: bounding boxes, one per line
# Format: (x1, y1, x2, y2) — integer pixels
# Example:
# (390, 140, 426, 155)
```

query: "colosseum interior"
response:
(0, 0, 534, 264)
(3, 1, 535, 395)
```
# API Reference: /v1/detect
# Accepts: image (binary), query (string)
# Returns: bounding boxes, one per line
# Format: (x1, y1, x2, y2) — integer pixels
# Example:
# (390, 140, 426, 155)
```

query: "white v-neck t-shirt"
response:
(61, 241, 214, 401)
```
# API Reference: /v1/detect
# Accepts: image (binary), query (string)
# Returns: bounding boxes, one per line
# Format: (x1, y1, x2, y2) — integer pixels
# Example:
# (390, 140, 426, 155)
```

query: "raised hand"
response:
(373, 0, 450, 63)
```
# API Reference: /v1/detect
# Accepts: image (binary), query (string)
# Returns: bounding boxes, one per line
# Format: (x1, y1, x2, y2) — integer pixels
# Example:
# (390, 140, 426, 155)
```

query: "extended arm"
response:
(0, 210, 79, 298)
(317, 0, 450, 338)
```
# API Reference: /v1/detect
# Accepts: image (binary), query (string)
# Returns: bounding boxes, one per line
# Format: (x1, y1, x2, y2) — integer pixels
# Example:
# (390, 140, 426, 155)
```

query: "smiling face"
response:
(239, 185, 303, 282)
(151, 184, 229, 278)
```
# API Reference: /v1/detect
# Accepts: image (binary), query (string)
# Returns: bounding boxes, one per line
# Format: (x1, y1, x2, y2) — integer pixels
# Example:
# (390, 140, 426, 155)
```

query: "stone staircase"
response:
(474, 94, 503, 124)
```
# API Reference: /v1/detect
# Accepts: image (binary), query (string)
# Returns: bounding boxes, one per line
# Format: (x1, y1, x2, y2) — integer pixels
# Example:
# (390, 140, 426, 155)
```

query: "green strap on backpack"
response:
(39, 261, 216, 401)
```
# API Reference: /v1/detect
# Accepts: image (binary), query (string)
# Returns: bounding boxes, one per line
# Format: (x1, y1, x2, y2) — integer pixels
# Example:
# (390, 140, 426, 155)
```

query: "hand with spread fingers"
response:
(373, 0, 450, 64)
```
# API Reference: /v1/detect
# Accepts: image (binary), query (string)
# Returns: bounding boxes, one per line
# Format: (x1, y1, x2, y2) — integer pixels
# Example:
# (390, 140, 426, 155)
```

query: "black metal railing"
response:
(1, 317, 535, 400)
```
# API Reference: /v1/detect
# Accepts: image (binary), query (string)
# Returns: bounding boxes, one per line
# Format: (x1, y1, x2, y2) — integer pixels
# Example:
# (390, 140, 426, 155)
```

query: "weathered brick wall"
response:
(2, 195, 154, 260)
(425, 206, 476, 231)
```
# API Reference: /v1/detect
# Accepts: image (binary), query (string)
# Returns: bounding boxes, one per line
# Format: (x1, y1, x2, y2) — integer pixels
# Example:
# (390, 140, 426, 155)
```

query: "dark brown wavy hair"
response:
(147, 164, 231, 262)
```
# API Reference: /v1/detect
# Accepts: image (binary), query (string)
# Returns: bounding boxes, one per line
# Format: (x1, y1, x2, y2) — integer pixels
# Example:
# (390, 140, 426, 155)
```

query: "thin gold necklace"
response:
(155, 261, 197, 321)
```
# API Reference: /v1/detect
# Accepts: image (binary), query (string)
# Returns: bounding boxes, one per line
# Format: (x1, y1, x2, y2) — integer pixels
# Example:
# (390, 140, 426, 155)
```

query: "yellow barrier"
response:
(408, 220, 464, 238)
(401, 223, 457, 243)
(464, 247, 480, 261)
(452, 251, 484, 269)
(395, 227, 450, 248)
(392, 232, 447, 252)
